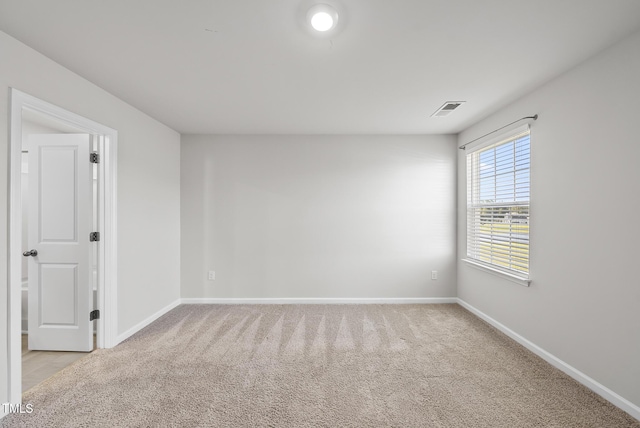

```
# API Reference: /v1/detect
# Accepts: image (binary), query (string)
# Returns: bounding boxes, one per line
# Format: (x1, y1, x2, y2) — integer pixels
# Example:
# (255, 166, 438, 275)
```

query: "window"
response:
(465, 125, 530, 282)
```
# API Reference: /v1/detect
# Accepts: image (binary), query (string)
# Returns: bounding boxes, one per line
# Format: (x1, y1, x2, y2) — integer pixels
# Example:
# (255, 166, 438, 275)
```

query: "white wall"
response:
(182, 135, 457, 299)
(0, 30, 181, 405)
(457, 30, 640, 409)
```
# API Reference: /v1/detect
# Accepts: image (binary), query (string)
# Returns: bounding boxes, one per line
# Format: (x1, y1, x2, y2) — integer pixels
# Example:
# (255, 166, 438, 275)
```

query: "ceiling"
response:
(2, 0, 640, 135)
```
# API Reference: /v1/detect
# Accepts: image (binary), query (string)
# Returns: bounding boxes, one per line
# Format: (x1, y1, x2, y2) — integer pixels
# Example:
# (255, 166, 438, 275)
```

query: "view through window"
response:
(466, 127, 530, 278)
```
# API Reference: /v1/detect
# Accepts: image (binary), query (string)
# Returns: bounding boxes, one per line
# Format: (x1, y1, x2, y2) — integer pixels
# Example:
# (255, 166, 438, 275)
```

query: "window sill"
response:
(461, 259, 531, 287)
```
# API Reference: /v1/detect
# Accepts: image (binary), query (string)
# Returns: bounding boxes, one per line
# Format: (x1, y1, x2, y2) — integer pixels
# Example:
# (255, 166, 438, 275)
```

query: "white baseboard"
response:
(181, 297, 458, 305)
(457, 299, 640, 422)
(115, 299, 181, 345)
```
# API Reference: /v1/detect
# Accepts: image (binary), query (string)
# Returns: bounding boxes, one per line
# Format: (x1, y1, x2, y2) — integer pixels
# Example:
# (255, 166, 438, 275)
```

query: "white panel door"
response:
(27, 134, 94, 352)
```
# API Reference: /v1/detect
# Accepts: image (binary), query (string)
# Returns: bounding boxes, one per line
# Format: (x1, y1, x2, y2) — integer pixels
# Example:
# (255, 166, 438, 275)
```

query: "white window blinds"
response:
(466, 125, 530, 278)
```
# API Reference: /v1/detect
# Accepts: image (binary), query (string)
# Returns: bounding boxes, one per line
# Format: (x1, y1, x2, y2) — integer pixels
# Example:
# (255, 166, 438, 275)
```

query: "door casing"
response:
(7, 89, 118, 407)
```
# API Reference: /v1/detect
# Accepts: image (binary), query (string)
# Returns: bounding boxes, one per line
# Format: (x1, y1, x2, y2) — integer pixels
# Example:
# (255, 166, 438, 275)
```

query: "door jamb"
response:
(7, 88, 118, 406)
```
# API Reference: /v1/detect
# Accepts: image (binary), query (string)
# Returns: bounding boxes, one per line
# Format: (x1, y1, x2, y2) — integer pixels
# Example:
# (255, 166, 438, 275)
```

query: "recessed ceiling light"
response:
(308, 4, 338, 32)
(311, 12, 333, 31)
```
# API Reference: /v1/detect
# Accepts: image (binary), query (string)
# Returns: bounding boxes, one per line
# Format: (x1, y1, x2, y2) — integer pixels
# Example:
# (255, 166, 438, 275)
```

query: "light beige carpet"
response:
(2, 304, 638, 427)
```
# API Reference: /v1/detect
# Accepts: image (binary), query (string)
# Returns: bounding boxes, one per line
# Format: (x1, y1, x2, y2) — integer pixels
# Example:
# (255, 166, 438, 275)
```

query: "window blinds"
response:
(466, 126, 530, 277)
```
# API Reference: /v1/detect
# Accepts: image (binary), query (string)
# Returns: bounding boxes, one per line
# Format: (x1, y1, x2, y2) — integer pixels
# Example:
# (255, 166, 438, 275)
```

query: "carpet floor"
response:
(2, 304, 638, 427)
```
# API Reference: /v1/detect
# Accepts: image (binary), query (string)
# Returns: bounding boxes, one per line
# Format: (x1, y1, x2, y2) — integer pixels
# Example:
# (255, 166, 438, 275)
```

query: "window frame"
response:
(463, 124, 532, 286)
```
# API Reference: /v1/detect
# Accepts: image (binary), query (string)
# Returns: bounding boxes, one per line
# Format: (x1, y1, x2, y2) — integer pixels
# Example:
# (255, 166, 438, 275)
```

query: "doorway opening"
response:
(8, 89, 118, 406)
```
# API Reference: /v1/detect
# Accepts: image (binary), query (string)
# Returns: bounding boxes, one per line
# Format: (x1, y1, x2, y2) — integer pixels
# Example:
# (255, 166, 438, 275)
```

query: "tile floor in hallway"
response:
(21, 335, 94, 393)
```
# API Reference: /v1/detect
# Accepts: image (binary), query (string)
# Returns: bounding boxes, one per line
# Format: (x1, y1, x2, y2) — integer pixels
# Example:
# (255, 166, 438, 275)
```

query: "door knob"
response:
(23, 249, 38, 257)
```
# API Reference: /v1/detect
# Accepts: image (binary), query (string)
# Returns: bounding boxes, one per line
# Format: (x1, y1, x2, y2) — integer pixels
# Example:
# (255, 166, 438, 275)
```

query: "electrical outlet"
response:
(208, 271, 215, 281)
(431, 270, 438, 280)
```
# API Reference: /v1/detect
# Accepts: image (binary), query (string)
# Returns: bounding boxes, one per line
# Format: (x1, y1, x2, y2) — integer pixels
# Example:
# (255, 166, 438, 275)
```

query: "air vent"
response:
(431, 101, 466, 117)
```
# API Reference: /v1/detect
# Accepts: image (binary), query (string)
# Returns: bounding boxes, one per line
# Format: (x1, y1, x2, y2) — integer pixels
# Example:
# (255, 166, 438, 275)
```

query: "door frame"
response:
(7, 88, 118, 405)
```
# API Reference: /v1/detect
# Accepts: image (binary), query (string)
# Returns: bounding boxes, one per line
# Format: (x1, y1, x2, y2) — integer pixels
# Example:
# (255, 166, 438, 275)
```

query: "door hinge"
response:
(89, 232, 100, 242)
(90, 310, 100, 321)
(90, 152, 100, 164)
